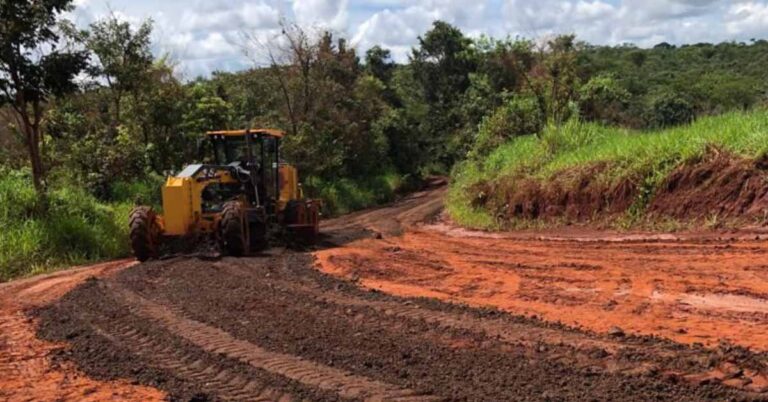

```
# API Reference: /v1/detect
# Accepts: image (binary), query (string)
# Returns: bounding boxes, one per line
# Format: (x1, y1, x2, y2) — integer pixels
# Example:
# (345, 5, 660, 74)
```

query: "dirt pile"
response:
(474, 151, 768, 225)
(0, 260, 164, 402)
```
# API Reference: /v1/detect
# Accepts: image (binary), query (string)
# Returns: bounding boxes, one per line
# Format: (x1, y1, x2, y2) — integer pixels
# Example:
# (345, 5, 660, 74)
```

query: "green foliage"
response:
(86, 16, 154, 100)
(470, 95, 544, 159)
(0, 0, 88, 191)
(579, 74, 629, 124)
(306, 171, 411, 216)
(647, 91, 695, 128)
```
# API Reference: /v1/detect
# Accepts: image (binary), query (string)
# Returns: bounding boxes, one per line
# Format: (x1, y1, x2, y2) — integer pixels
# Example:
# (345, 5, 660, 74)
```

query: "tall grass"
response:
(449, 109, 768, 229)
(0, 169, 133, 282)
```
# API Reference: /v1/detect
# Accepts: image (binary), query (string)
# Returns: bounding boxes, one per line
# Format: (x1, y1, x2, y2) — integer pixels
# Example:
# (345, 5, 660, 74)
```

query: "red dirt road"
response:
(5, 183, 768, 400)
(317, 187, 768, 352)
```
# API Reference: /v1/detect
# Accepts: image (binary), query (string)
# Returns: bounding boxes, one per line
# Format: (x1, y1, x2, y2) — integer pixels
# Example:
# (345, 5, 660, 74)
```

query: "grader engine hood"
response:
(162, 164, 237, 236)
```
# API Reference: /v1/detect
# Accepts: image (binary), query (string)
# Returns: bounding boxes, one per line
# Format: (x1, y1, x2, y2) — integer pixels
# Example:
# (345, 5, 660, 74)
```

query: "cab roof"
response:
(205, 128, 285, 138)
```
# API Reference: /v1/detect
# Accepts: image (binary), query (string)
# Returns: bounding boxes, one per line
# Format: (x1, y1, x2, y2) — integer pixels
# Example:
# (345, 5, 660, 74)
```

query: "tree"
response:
(411, 21, 476, 104)
(0, 0, 88, 193)
(410, 21, 477, 169)
(365, 45, 394, 83)
(85, 15, 153, 132)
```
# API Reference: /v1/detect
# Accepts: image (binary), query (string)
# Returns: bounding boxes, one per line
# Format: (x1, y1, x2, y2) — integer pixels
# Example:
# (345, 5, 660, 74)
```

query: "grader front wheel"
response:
(129, 206, 160, 262)
(221, 201, 248, 256)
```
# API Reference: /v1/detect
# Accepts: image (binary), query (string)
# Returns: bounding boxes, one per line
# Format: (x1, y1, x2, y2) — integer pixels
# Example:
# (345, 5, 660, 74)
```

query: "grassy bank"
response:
(448, 109, 768, 229)
(0, 170, 134, 281)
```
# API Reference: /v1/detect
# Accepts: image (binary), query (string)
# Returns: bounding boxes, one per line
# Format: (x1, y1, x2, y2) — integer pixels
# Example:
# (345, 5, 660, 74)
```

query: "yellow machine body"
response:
(161, 167, 239, 236)
(131, 128, 321, 260)
(158, 162, 312, 237)
(278, 164, 300, 209)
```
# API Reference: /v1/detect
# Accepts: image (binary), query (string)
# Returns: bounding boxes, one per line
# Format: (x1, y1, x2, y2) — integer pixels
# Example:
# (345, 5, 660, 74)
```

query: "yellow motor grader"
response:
(129, 128, 320, 261)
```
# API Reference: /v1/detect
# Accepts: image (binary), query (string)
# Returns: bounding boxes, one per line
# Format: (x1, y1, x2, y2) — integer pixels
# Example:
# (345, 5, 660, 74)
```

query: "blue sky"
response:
(68, 0, 768, 78)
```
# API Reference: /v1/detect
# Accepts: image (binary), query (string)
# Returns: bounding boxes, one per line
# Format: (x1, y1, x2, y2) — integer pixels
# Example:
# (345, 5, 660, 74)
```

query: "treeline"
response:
(3, 2, 767, 208)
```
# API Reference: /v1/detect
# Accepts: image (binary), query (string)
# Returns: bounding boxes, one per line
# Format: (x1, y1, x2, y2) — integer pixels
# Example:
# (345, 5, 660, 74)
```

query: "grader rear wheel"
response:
(221, 201, 248, 256)
(129, 206, 160, 262)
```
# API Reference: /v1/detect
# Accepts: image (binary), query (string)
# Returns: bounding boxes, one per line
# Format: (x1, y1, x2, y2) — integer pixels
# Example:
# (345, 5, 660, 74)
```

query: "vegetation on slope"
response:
(448, 110, 768, 230)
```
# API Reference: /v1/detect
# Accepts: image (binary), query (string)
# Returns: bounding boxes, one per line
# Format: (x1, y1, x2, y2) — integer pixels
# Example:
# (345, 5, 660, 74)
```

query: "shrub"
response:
(579, 74, 630, 125)
(647, 92, 695, 128)
(470, 95, 543, 159)
(306, 171, 412, 217)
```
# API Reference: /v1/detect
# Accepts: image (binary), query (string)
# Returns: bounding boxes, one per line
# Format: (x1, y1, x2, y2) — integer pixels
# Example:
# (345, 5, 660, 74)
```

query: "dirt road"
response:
(4, 183, 768, 400)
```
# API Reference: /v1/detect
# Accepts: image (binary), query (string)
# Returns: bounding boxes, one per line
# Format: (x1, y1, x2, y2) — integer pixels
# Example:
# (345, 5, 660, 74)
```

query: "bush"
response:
(647, 92, 695, 128)
(108, 174, 164, 208)
(470, 96, 543, 159)
(579, 74, 629, 125)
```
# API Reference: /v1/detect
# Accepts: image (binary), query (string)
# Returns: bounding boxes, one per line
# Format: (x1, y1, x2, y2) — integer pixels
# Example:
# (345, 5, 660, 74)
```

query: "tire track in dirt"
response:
(317, 226, 768, 352)
(0, 260, 164, 402)
(87, 319, 295, 401)
(222, 258, 768, 393)
(105, 281, 441, 402)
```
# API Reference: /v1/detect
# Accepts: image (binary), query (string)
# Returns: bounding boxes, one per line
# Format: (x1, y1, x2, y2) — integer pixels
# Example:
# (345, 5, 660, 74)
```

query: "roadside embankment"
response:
(449, 110, 768, 230)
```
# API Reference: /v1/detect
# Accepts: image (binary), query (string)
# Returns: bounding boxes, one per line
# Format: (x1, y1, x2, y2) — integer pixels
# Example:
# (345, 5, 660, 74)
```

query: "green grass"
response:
(0, 169, 133, 282)
(449, 109, 768, 229)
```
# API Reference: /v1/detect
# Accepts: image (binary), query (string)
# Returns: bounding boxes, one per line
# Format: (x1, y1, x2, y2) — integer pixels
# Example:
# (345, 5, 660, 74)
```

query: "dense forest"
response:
(2, 0, 767, 279)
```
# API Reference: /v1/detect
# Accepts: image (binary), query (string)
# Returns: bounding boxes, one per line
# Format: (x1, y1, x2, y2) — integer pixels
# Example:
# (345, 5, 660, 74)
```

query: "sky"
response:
(68, 0, 768, 78)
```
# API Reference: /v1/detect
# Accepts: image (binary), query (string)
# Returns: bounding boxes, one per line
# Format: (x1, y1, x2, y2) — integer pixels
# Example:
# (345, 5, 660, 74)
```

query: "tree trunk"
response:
(19, 113, 45, 194)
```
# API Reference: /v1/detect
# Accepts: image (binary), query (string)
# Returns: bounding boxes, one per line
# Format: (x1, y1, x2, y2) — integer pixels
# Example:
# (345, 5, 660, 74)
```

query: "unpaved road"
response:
(4, 183, 768, 400)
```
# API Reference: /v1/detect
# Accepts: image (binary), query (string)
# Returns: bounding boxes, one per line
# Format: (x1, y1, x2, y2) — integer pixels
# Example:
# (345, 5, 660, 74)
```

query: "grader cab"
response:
(129, 128, 320, 261)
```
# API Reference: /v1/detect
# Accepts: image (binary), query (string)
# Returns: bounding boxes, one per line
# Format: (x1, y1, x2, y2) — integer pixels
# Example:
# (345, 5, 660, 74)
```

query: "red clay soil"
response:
(475, 151, 768, 223)
(476, 163, 638, 221)
(0, 260, 164, 402)
(317, 186, 768, 354)
(650, 152, 768, 220)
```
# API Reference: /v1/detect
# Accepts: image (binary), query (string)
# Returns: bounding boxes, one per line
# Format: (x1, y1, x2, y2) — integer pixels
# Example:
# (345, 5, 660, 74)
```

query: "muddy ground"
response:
(4, 183, 768, 400)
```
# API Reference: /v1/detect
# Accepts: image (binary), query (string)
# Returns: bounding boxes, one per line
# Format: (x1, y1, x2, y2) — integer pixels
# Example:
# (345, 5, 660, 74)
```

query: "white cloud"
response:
(67, 0, 768, 76)
(726, 1, 768, 37)
(293, 0, 349, 31)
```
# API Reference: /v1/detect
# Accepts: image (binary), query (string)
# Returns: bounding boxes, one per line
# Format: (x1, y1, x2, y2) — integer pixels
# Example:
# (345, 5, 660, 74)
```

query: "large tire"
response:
(129, 206, 159, 262)
(221, 201, 247, 256)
